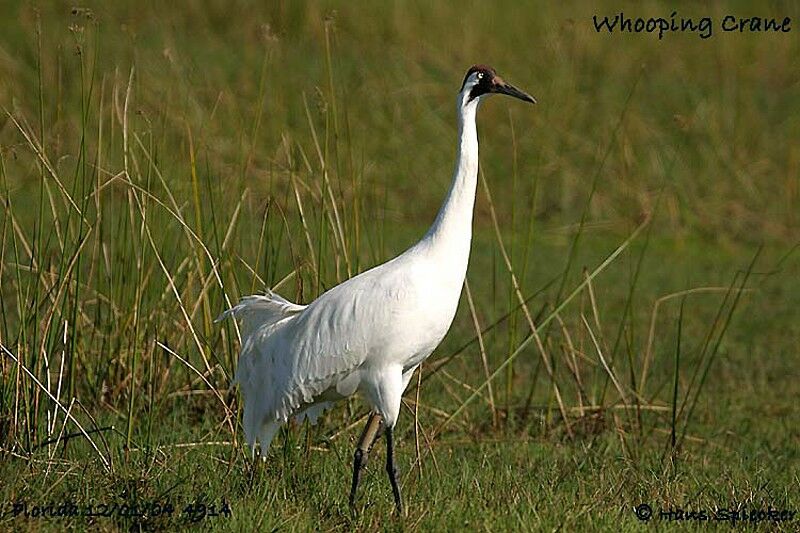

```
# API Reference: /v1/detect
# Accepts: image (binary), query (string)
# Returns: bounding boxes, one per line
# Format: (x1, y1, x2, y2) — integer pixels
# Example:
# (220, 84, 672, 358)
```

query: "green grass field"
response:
(1, 1, 799, 530)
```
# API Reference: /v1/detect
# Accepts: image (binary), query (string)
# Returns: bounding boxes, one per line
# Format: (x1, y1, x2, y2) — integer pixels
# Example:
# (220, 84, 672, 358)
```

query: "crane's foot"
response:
(348, 413, 383, 509)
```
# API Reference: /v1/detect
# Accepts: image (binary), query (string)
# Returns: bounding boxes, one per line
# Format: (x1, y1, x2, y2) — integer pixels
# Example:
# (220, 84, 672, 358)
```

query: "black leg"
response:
(385, 426, 403, 514)
(349, 448, 366, 508)
(349, 413, 383, 508)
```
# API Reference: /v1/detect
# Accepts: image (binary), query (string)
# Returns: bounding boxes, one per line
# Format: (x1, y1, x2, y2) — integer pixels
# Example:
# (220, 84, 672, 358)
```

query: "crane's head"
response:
(459, 65, 536, 106)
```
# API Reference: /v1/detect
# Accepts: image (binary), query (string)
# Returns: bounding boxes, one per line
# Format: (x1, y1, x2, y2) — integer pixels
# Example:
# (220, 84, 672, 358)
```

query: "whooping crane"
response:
(222, 65, 535, 513)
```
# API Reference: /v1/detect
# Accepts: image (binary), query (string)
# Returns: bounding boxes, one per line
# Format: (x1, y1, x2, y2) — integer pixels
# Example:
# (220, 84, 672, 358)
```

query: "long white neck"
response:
(421, 93, 479, 263)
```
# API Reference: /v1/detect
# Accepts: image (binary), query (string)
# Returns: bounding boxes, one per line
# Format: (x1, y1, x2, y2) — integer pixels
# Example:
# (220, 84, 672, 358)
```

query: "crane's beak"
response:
(492, 78, 537, 104)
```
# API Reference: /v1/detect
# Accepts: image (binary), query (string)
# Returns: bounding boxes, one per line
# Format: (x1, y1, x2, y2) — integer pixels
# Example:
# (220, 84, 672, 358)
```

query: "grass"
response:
(1, 1, 799, 530)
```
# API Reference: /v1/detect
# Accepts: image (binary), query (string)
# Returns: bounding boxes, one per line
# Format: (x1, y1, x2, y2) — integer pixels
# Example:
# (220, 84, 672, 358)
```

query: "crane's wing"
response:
(227, 264, 414, 454)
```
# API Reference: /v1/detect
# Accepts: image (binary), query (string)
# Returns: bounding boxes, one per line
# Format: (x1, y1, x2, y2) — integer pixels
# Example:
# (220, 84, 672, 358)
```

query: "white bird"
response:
(222, 65, 535, 512)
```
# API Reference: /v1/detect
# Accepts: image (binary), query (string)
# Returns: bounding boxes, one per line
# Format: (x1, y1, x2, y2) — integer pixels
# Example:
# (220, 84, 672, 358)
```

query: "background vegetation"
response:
(1, 1, 798, 530)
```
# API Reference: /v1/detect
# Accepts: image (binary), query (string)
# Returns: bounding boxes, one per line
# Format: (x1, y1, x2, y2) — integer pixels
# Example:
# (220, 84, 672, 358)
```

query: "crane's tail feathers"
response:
(258, 421, 281, 459)
(245, 405, 332, 460)
(218, 290, 306, 340)
(224, 290, 323, 460)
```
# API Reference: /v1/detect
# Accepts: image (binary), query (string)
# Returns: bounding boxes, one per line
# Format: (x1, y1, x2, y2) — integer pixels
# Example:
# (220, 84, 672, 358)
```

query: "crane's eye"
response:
(476, 72, 483, 80)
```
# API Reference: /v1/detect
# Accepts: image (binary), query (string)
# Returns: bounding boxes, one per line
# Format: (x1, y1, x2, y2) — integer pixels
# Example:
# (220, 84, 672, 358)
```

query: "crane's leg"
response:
(349, 412, 383, 508)
(385, 426, 403, 514)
